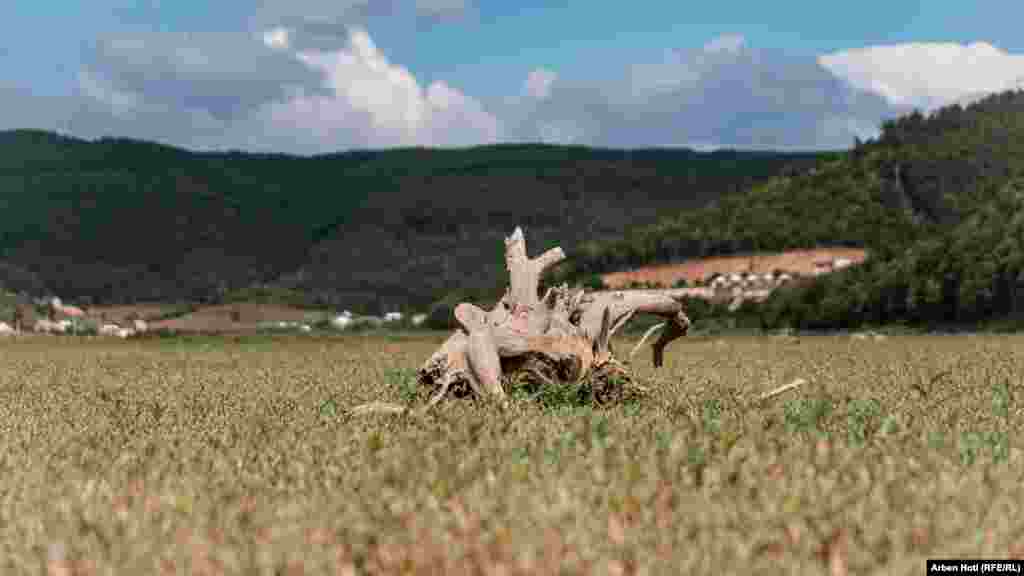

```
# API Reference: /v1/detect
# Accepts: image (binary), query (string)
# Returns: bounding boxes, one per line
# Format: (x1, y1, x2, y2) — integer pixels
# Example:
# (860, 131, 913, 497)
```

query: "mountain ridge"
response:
(555, 89, 1024, 329)
(0, 132, 826, 312)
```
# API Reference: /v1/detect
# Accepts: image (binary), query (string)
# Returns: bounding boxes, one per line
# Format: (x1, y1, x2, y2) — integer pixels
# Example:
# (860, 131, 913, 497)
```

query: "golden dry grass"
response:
(1, 332, 1023, 575)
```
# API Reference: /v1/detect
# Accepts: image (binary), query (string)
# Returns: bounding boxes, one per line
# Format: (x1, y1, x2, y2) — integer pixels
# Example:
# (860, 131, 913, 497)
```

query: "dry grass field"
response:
(1, 331, 1023, 575)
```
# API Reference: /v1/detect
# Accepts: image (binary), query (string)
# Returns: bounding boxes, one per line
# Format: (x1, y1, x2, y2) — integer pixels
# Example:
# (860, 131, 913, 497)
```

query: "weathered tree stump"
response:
(351, 227, 691, 415)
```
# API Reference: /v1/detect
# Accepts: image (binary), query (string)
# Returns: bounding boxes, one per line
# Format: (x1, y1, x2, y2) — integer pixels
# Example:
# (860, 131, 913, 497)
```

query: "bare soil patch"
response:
(602, 247, 868, 288)
(83, 304, 184, 323)
(147, 303, 326, 333)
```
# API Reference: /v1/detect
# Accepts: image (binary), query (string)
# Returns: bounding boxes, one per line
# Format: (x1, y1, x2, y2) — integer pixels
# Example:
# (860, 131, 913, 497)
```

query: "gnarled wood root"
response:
(348, 227, 690, 415)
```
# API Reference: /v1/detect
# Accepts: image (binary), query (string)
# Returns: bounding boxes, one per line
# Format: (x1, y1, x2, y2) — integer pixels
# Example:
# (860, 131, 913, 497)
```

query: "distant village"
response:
(0, 253, 865, 337)
(603, 251, 866, 311)
(0, 296, 429, 337)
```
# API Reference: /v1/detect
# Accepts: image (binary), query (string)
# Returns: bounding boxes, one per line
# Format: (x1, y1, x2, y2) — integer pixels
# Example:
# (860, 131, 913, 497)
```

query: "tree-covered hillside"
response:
(0, 131, 823, 309)
(556, 90, 1024, 329)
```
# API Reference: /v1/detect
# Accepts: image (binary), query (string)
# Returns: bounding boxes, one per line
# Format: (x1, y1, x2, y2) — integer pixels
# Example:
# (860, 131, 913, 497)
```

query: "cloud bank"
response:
(502, 35, 900, 150)
(263, 28, 500, 151)
(42, 26, 498, 153)
(820, 41, 1024, 111)
(4, 26, 1022, 154)
(251, 0, 472, 50)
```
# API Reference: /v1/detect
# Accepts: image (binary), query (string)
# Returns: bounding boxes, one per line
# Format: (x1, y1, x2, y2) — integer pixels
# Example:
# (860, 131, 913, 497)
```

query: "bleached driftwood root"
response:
(350, 227, 691, 415)
(757, 378, 807, 402)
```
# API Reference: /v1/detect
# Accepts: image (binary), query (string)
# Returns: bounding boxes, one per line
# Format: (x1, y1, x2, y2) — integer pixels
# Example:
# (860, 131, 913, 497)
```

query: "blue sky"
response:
(3, 0, 1023, 153)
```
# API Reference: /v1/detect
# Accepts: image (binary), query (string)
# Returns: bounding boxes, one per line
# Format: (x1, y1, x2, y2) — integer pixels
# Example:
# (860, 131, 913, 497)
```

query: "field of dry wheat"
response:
(1, 331, 1022, 575)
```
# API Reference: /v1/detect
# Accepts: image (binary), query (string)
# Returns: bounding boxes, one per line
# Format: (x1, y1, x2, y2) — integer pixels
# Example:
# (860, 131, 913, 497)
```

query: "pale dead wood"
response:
(630, 322, 666, 361)
(757, 378, 808, 402)
(350, 226, 693, 415)
(504, 226, 566, 308)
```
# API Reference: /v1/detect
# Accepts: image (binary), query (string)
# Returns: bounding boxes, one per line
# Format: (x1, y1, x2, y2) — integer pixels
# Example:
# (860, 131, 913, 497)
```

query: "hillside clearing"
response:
(601, 247, 868, 288)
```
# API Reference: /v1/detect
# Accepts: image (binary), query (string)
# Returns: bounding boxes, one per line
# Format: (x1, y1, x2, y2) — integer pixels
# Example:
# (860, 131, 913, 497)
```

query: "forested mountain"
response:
(554, 90, 1024, 329)
(0, 131, 824, 310)
(10, 91, 1022, 328)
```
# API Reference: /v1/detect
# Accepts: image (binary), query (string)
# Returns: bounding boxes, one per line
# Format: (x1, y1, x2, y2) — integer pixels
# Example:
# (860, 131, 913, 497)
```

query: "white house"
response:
(51, 297, 85, 318)
(34, 319, 66, 334)
(98, 323, 122, 337)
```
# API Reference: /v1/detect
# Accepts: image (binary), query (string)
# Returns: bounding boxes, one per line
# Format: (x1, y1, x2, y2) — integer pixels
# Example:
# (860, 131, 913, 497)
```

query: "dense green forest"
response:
(554, 90, 1024, 330)
(0, 131, 823, 310)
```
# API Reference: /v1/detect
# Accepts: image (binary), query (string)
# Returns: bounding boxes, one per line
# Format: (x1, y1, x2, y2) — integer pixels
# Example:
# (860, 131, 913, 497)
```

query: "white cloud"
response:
(819, 41, 1024, 111)
(262, 27, 500, 149)
(67, 27, 499, 153)
(629, 51, 700, 97)
(629, 34, 747, 98)
(703, 34, 745, 54)
(263, 27, 291, 50)
(20, 29, 944, 153)
(524, 68, 556, 100)
(530, 36, 901, 150)
(537, 122, 583, 145)
(684, 141, 724, 152)
(819, 115, 881, 144)
(254, 0, 473, 45)
(83, 31, 327, 122)
(77, 70, 142, 118)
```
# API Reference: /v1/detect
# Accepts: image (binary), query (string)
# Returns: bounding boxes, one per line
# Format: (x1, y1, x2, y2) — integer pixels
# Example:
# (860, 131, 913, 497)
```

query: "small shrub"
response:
(383, 367, 420, 403)
(581, 274, 607, 291)
(783, 396, 832, 434)
(846, 398, 882, 445)
(959, 431, 1009, 466)
(426, 299, 459, 331)
(529, 380, 589, 409)
(318, 398, 339, 420)
(701, 398, 723, 433)
(992, 380, 1012, 418)
(72, 318, 100, 336)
